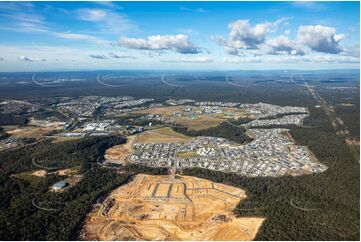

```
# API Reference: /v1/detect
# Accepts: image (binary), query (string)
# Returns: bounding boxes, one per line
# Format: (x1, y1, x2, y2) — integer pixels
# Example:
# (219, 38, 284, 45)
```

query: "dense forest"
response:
(0, 113, 28, 125)
(183, 106, 359, 240)
(171, 121, 253, 144)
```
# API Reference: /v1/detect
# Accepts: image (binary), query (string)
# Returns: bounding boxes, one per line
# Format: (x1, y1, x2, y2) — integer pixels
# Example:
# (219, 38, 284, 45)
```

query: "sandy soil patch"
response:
(80, 174, 265, 241)
(31, 170, 48, 177)
(105, 136, 136, 163)
(55, 168, 72, 176)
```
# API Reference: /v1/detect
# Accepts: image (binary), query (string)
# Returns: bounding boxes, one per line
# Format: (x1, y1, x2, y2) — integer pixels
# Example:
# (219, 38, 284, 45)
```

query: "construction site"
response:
(80, 174, 264, 241)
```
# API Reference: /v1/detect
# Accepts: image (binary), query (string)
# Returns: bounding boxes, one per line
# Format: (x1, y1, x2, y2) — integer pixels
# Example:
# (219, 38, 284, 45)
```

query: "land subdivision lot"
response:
(135, 127, 190, 143)
(80, 174, 264, 241)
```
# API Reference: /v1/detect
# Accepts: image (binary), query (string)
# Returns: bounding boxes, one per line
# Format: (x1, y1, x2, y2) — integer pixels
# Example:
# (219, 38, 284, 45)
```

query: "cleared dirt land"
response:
(80, 174, 264, 241)
(105, 135, 136, 163)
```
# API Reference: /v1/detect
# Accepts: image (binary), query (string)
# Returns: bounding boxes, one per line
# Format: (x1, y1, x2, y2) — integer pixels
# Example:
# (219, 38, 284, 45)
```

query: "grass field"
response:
(176, 151, 198, 158)
(6, 126, 61, 138)
(174, 115, 225, 130)
(131, 106, 184, 116)
(135, 127, 191, 143)
(131, 106, 249, 131)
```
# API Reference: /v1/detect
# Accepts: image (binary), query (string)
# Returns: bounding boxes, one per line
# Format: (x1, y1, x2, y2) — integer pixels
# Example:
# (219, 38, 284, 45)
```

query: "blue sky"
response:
(0, 1, 359, 71)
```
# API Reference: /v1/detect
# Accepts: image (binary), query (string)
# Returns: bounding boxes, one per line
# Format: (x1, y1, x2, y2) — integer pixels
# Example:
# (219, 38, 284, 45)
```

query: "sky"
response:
(0, 1, 359, 71)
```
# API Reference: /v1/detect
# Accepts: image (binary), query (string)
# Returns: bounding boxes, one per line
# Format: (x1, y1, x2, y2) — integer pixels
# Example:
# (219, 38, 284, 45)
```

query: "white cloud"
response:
(89, 54, 108, 59)
(119, 34, 201, 54)
(108, 52, 136, 59)
(163, 56, 212, 63)
(178, 28, 199, 36)
(222, 56, 261, 63)
(0, 2, 34, 12)
(304, 55, 359, 64)
(264, 35, 305, 55)
(213, 18, 289, 54)
(76, 8, 136, 34)
(139, 51, 164, 58)
(0, 12, 49, 33)
(54, 32, 99, 41)
(77, 9, 107, 21)
(297, 25, 344, 54)
(19, 56, 46, 62)
(89, 53, 137, 60)
(220, 54, 359, 65)
(291, 1, 327, 11)
(340, 45, 360, 58)
(216, 20, 350, 58)
(179, 6, 207, 13)
(0, 8, 112, 46)
(93, 1, 121, 9)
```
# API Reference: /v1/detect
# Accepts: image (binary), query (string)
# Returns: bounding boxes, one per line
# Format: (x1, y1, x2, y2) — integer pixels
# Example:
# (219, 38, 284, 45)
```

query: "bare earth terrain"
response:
(105, 135, 136, 164)
(80, 174, 264, 241)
